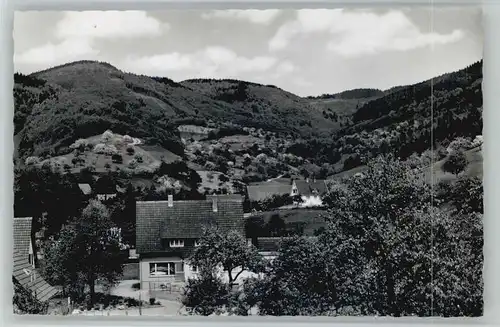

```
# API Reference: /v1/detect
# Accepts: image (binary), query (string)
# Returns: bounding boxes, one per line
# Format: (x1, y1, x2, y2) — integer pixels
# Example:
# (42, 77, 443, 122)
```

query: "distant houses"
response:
(77, 182, 118, 201)
(247, 178, 328, 208)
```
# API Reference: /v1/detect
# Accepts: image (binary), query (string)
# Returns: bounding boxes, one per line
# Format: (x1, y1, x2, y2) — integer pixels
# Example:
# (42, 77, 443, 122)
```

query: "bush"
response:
(25, 156, 40, 166)
(132, 282, 140, 290)
(94, 143, 118, 155)
(128, 159, 138, 169)
(126, 146, 135, 155)
(149, 298, 156, 305)
(101, 130, 114, 142)
(134, 154, 143, 163)
(112, 154, 123, 164)
(443, 150, 468, 176)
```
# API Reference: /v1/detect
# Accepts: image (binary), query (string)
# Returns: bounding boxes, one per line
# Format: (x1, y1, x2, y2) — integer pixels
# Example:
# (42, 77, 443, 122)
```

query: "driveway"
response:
(90, 280, 185, 316)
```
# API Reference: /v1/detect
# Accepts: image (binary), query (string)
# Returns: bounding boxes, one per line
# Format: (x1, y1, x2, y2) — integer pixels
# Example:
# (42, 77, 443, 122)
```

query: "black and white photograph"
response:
(12, 7, 483, 317)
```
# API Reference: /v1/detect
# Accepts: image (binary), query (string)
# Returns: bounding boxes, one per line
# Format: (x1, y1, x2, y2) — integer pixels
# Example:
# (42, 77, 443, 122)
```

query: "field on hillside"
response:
(329, 146, 483, 185)
(197, 170, 235, 194)
(35, 132, 180, 175)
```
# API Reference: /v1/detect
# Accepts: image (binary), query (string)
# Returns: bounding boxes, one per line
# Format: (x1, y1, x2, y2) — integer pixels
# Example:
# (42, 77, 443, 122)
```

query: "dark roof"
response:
(247, 184, 291, 202)
(136, 195, 245, 254)
(78, 183, 92, 195)
(13, 217, 33, 258)
(13, 250, 59, 302)
(294, 180, 328, 196)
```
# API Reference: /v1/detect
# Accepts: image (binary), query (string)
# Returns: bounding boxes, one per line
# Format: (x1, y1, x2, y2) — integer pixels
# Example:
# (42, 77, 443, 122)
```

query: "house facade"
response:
(135, 194, 245, 290)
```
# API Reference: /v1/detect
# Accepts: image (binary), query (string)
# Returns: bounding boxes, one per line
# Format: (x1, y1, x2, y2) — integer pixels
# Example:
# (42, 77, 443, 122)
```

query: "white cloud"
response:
(201, 9, 281, 25)
(122, 46, 278, 79)
(14, 38, 99, 66)
(269, 9, 464, 56)
(15, 11, 166, 68)
(55, 11, 165, 39)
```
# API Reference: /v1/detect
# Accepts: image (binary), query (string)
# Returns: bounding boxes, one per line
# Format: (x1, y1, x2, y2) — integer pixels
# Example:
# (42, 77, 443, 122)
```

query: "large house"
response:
(135, 194, 245, 291)
(13, 217, 59, 306)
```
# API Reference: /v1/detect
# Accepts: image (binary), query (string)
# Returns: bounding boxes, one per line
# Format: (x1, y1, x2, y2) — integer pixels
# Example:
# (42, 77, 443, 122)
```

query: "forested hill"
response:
(13, 59, 482, 177)
(13, 61, 338, 159)
(283, 60, 482, 172)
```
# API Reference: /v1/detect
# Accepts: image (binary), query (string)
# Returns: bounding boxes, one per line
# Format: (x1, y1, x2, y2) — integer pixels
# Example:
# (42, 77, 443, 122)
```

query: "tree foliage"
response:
(188, 226, 263, 285)
(42, 200, 124, 306)
(443, 150, 468, 176)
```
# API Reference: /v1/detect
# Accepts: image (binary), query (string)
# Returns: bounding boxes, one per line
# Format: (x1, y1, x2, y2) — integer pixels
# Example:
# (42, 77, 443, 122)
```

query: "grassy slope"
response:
(330, 146, 483, 184)
(39, 133, 180, 174)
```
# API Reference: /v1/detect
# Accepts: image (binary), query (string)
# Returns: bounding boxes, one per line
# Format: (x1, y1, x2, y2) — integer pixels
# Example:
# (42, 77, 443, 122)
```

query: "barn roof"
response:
(13, 217, 33, 258)
(136, 195, 245, 254)
(13, 250, 59, 302)
(78, 183, 92, 195)
(246, 184, 291, 202)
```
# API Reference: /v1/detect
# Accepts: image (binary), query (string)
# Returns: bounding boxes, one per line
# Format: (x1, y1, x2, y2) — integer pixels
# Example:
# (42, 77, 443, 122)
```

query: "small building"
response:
(290, 179, 328, 207)
(77, 183, 92, 197)
(135, 194, 245, 291)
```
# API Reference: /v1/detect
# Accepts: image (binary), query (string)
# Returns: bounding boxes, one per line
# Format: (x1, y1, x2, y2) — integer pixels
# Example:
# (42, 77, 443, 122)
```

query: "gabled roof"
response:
(136, 195, 245, 254)
(78, 183, 92, 195)
(294, 180, 327, 196)
(13, 217, 33, 258)
(13, 250, 59, 302)
(247, 184, 291, 202)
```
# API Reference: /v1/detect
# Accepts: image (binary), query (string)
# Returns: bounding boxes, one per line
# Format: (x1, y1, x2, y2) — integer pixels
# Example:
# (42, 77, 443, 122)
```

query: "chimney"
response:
(168, 194, 173, 207)
(212, 196, 218, 213)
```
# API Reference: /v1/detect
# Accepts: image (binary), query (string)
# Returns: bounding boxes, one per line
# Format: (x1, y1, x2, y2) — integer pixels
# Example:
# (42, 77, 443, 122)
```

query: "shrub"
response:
(443, 150, 468, 176)
(128, 159, 138, 169)
(134, 154, 143, 163)
(94, 143, 118, 155)
(149, 298, 156, 305)
(126, 146, 135, 155)
(132, 282, 140, 290)
(123, 135, 133, 143)
(112, 154, 123, 164)
(101, 130, 114, 142)
(104, 162, 111, 169)
(25, 156, 40, 166)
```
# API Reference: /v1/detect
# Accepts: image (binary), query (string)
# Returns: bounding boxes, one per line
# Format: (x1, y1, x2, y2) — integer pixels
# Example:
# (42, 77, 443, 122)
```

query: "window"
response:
(292, 188, 298, 195)
(169, 240, 184, 248)
(149, 262, 175, 276)
(194, 240, 201, 247)
(191, 265, 199, 273)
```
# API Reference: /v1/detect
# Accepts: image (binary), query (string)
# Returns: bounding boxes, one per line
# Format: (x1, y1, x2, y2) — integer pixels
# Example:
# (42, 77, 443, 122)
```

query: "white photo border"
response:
(1, 0, 497, 326)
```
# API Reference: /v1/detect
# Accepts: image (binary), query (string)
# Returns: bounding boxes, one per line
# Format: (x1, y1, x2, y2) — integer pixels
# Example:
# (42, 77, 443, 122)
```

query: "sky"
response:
(13, 8, 483, 97)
